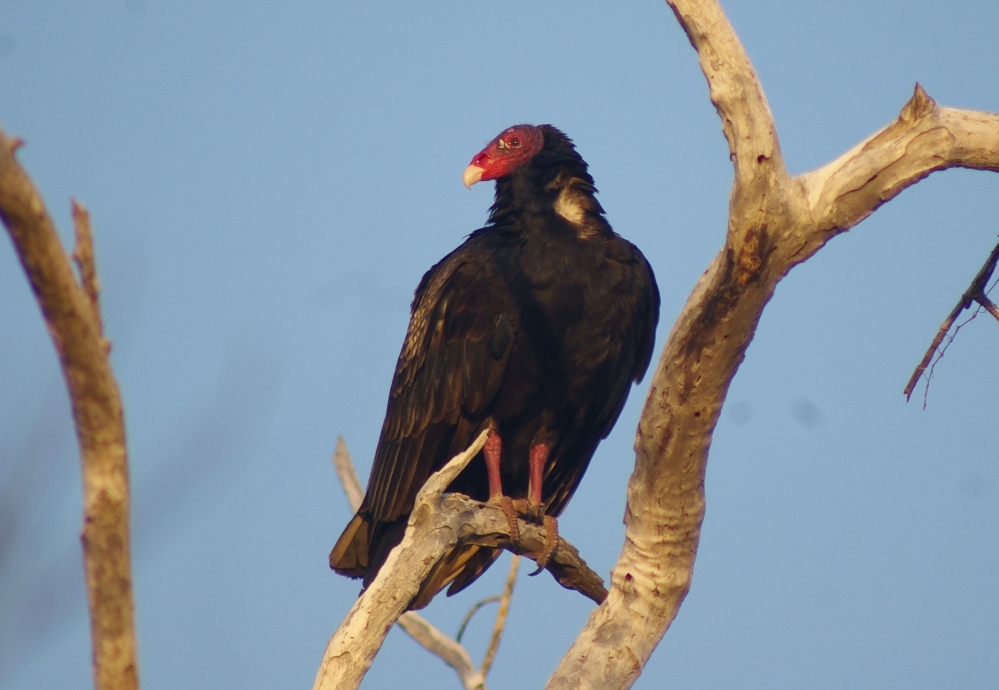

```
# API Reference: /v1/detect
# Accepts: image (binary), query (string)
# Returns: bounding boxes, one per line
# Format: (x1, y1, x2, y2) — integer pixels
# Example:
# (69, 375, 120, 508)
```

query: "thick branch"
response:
(666, 0, 788, 195)
(547, 4, 999, 689)
(0, 129, 138, 690)
(799, 87, 999, 259)
(314, 433, 489, 690)
(330, 438, 504, 690)
(315, 433, 606, 690)
(332, 437, 482, 686)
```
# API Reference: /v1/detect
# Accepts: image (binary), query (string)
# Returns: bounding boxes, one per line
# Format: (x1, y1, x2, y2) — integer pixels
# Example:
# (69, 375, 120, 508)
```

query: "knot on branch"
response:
(900, 83, 937, 123)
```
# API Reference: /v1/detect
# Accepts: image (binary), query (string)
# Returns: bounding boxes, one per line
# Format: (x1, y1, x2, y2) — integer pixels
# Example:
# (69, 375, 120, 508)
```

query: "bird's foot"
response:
(524, 499, 546, 523)
(528, 514, 559, 576)
(489, 494, 521, 543)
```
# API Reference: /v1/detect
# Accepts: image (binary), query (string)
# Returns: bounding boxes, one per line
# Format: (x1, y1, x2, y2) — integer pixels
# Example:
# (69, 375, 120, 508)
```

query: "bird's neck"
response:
(487, 165, 609, 238)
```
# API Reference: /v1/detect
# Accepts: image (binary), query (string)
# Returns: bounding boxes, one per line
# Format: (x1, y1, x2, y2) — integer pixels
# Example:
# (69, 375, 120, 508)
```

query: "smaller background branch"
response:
(905, 238, 999, 405)
(330, 438, 521, 690)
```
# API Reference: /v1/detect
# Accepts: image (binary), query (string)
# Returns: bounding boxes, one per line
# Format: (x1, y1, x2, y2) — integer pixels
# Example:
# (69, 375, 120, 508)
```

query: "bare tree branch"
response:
(326, 438, 599, 689)
(396, 614, 485, 690)
(320, 436, 606, 689)
(904, 238, 999, 402)
(479, 553, 519, 678)
(666, 0, 785, 189)
(71, 199, 105, 339)
(797, 91, 999, 263)
(545, 2, 999, 688)
(332, 436, 365, 510)
(455, 597, 501, 644)
(0, 129, 138, 690)
(313, 431, 489, 690)
(978, 295, 999, 321)
(331, 437, 485, 689)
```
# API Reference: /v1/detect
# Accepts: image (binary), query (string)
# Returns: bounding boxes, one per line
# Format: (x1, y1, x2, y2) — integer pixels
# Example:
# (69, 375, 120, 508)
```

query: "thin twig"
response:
(0, 129, 138, 690)
(71, 199, 104, 338)
(480, 553, 519, 677)
(905, 238, 999, 402)
(332, 436, 364, 511)
(456, 597, 501, 644)
(921, 309, 983, 408)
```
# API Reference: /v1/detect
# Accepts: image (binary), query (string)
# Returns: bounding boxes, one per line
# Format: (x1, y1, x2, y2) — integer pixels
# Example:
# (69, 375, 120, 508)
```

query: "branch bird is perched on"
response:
(330, 124, 660, 610)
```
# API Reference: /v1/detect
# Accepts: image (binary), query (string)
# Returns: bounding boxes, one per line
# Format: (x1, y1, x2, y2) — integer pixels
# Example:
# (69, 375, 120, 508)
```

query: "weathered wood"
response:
(0, 129, 138, 690)
(314, 431, 606, 690)
(544, 3, 999, 689)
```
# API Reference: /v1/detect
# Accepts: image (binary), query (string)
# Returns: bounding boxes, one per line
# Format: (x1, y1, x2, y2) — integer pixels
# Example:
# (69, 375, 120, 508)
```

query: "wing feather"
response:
(541, 243, 660, 517)
(363, 233, 519, 524)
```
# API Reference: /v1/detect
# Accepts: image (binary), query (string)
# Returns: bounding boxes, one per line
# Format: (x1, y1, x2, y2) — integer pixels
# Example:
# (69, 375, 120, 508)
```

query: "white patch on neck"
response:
(554, 186, 588, 227)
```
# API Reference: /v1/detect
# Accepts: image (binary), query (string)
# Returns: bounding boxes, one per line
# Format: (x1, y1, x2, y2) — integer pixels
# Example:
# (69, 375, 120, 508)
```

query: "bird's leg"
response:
(527, 443, 549, 519)
(527, 443, 559, 573)
(484, 430, 519, 542)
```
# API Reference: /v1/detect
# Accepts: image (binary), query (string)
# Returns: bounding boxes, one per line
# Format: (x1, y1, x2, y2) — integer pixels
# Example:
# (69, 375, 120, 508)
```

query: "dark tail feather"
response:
(329, 512, 371, 577)
(446, 547, 501, 598)
(408, 545, 499, 610)
(332, 516, 501, 610)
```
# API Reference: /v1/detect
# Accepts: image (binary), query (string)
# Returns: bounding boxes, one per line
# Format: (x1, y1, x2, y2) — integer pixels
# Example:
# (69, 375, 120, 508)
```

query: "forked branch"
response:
(331, 438, 520, 690)
(904, 238, 999, 403)
(0, 128, 138, 690)
(317, 433, 606, 690)
(545, 2, 999, 689)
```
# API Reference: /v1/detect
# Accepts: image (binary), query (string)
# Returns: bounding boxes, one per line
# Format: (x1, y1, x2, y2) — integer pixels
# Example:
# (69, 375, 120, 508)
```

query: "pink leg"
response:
(485, 431, 503, 500)
(526, 443, 558, 574)
(485, 430, 519, 541)
(528, 443, 550, 509)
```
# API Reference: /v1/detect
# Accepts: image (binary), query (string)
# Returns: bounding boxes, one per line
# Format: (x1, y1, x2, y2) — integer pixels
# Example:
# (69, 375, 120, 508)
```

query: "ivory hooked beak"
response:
(462, 164, 485, 190)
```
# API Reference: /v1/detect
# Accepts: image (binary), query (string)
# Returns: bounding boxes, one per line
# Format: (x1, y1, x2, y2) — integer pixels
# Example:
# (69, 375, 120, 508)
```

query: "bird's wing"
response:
(544, 244, 660, 515)
(364, 233, 519, 523)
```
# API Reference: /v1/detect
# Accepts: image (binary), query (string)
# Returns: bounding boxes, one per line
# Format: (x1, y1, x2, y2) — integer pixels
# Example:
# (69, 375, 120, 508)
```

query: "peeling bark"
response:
(543, 3, 999, 689)
(314, 432, 606, 690)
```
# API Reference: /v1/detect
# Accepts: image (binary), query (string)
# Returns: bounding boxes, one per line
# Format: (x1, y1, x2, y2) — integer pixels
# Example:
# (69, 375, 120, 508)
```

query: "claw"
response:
(528, 514, 559, 576)
(490, 494, 520, 543)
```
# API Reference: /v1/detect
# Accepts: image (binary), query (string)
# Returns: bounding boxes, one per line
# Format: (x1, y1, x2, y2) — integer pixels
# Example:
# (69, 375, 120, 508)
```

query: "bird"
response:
(330, 124, 660, 610)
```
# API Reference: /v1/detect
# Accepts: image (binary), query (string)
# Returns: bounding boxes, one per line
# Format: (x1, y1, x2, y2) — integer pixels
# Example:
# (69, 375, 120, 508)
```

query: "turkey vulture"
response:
(330, 124, 659, 610)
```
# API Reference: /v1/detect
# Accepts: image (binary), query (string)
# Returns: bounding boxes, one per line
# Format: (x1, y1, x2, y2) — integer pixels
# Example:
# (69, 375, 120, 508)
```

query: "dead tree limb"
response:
(0, 129, 138, 690)
(316, 432, 606, 690)
(332, 438, 484, 688)
(331, 437, 492, 690)
(478, 553, 518, 678)
(544, 2, 999, 688)
(314, 433, 489, 690)
(904, 239, 999, 402)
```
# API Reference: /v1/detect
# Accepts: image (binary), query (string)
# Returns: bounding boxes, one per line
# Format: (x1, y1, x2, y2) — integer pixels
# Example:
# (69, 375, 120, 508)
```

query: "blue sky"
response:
(1, 2, 997, 688)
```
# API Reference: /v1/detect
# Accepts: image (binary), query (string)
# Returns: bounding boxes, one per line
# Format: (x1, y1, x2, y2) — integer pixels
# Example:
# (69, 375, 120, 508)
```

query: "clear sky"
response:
(1, 2, 997, 689)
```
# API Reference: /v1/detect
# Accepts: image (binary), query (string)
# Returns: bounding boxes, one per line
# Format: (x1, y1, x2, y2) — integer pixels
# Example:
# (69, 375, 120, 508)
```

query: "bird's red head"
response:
(462, 124, 545, 189)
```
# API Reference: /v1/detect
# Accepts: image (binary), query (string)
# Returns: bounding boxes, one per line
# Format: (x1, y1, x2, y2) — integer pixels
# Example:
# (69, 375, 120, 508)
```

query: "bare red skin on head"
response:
(467, 125, 544, 182)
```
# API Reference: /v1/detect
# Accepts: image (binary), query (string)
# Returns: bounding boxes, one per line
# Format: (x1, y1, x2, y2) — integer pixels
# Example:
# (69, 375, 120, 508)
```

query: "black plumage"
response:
(330, 124, 660, 609)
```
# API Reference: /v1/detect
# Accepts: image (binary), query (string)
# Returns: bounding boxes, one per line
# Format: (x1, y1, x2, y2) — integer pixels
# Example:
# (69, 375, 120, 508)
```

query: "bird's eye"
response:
(510, 138, 521, 148)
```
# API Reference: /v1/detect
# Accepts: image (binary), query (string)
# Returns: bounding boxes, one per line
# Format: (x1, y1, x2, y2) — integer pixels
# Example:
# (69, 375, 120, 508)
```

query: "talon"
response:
(489, 495, 520, 542)
(529, 514, 559, 575)
(526, 500, 546, 523)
